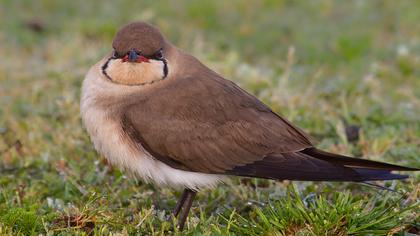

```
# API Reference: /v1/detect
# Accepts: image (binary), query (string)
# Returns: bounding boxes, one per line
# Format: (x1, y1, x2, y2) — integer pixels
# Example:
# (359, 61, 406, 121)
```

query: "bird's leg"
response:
(177, 189, 197, 231)
(172, 188, 189, 217)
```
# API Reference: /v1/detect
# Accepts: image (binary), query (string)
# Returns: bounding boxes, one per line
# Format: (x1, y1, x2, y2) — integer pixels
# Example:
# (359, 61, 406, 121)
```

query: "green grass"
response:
(0, 0, 419, 235)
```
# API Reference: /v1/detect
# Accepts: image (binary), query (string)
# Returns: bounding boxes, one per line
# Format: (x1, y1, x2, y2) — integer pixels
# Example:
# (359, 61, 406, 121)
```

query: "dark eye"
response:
(112, 51, 120, 58)
(153, 49, 163, 60)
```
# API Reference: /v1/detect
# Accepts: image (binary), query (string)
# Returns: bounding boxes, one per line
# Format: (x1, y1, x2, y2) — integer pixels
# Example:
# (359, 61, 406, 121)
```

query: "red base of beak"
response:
(122, 55, 150, 63)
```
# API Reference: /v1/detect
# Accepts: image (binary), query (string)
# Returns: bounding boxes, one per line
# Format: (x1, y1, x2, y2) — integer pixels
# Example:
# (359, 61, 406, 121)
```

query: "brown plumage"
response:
(81, 21, 418, 231)
(112, 22, 165, 56)
(121, 55, 416, 179)
(123, 73, 313, 173)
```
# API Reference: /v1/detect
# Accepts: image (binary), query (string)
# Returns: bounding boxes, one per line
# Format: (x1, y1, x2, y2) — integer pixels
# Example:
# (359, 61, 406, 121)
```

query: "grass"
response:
(0, 0, 419, 235)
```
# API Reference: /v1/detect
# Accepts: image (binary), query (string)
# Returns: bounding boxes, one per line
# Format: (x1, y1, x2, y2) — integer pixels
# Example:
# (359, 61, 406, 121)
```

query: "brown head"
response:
(102, 22, 170, 86)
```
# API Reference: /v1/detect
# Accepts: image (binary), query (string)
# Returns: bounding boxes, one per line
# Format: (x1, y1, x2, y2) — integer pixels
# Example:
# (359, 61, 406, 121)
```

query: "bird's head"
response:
(102, 22, 169, 86)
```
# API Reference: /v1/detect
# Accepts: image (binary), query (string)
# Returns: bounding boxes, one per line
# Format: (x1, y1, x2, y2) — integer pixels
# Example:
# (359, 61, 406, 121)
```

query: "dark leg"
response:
(172, 189, 189, 217)
(177, 189, 197, 231)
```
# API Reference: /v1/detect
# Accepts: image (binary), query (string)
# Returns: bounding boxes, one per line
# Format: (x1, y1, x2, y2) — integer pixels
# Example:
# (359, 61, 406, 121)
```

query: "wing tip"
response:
(302, 148, 419, 171)
(353, 169, 409, 181)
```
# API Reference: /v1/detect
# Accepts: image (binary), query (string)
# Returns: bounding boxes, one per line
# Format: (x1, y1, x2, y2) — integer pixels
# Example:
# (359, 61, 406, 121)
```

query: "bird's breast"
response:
(79, 65, 223, 189)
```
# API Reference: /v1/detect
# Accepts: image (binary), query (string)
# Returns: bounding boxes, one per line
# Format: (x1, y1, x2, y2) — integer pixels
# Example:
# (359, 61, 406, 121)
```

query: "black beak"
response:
(128, 49, 138, 62)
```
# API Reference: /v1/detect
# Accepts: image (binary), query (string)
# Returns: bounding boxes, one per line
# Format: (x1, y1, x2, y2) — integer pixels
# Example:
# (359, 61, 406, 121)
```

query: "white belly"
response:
(80, 64, 223, 190)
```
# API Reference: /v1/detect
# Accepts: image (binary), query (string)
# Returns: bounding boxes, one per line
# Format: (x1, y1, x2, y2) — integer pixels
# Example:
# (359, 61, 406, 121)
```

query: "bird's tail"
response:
(228, 148, 418, 182)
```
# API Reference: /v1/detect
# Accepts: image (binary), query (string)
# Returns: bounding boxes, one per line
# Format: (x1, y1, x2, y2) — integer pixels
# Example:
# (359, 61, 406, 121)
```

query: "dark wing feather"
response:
(301, 148, 418, 171)
(124, 73, 313, 173)
(227, 151, 410, 181)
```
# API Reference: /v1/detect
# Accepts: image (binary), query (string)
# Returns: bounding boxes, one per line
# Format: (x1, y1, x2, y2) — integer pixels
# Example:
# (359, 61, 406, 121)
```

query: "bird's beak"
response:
(122, 49, 150, 63)
(128, 49, 138, 62)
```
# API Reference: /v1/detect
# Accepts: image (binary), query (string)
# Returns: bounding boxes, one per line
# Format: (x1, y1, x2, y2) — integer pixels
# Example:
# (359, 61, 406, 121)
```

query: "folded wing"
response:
(123, 72, 417, 179)
(123, 72, 312, 173)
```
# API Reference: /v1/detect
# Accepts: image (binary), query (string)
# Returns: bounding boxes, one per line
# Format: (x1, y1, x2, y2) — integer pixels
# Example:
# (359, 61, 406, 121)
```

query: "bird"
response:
(80, 22, 418, 231)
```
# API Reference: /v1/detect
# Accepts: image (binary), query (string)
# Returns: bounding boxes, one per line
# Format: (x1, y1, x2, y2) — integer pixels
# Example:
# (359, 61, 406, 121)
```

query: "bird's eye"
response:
(153, 49, 163, 60)
(112, 51, 120, 58)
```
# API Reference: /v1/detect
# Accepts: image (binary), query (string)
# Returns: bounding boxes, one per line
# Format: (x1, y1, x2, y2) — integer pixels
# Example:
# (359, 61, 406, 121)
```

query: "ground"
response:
(0, 0, 419, 235)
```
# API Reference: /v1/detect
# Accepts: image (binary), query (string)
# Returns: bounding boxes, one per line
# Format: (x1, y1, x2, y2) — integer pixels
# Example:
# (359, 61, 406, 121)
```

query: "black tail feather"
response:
(353, 168, 408, 181)
(228, 148, 417, 182)
(301, 148, 418, 171)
